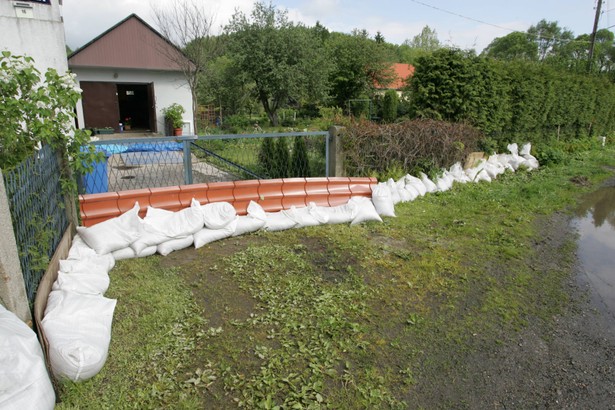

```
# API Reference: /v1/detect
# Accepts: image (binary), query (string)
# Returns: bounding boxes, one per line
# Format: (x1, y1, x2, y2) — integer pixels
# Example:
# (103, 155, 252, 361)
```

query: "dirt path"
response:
(411, 212, 615, 409)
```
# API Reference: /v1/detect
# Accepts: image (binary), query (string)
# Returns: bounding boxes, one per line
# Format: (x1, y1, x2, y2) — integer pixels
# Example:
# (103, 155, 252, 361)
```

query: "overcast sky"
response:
(62, 0, 611, 53)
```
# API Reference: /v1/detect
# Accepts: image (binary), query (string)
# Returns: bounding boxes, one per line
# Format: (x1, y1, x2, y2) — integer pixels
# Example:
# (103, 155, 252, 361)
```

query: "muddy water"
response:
(573, 184, 615, 318)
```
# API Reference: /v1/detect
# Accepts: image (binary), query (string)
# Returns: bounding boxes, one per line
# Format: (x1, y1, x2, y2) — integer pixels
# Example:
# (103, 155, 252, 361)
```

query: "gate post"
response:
(183, 137, 194, 185)
(0, 170, 32, 325)
(327, 126, 346, 177)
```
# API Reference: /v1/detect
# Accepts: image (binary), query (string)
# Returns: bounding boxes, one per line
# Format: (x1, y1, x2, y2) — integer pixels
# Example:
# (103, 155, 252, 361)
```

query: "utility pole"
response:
(588, 0, 603, 72)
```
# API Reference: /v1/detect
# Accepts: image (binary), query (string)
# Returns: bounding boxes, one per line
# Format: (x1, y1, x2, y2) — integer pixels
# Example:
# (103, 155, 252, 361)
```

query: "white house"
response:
(68, 14, 194, 135)
(0, 0, 68, 74)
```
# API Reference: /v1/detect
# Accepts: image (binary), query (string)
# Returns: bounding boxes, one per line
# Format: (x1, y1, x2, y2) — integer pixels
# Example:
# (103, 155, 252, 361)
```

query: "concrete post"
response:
(327, 126, 346, 177)
(0, 170, 33, 325)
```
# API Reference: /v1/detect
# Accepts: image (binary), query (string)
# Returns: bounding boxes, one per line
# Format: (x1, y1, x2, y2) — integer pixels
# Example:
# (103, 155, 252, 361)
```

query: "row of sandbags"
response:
(41, 142, 537, 383)
(371, 143, 539, 217)
(0, 304, 55, 410)
(41, 195, 384, 382)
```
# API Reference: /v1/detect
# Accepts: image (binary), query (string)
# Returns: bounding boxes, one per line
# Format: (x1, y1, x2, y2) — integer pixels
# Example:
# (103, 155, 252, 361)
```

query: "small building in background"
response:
(375, 63, 415, 97)
(68, 14, 194, 135)
(0, 0, 68, 74)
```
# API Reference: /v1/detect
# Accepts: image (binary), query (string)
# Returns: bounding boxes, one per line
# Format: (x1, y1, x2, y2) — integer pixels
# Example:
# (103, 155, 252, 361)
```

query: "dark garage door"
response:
(81, 82, 120, 131)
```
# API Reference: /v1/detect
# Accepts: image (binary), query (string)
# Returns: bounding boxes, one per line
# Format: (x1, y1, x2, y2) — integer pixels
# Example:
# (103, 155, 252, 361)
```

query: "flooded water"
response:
(573, 184, 615, 318)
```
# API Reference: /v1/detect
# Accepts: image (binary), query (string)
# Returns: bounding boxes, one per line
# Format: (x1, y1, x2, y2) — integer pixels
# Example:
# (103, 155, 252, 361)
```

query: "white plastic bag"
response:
(201, 202, 237, 229)
(371, 183, 396, 217)
(53, 271, 110, 295)
(76, 202, 142, 255)
(405, 175, 427, 196)
(288, 203, 330, 228)
(0, 304, 55, 410)
(419, 172, 438, 193)
(317, 201, 359, 224)
(193, 218, 238, 248)
(349, 196, 383, 225)
(264, 210, 298, 232)
(157, 236, 195, 256)
(112, 245, 157, 261)
(232, 201, 267, 236)
(42, 290, 116, 381)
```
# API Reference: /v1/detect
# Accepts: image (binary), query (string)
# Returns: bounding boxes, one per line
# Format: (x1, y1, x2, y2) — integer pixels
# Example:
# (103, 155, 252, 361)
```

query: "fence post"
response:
(327, 126, 346, 177)
(183, 138, 193, 185)
(0, 170, 32, 325)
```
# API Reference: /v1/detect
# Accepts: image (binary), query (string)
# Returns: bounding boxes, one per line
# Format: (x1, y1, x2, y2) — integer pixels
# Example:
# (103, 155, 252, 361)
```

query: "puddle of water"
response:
(572, 185, 615, 316)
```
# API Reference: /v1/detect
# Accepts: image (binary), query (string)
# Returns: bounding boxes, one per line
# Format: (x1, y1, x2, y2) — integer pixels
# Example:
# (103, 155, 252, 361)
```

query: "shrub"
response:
(342, 119, 482, 176)
(258, 138, 276, 177)
(273, 137, 290, 178)
(382, 90, 399, 123)
(291, 136, 310, 177)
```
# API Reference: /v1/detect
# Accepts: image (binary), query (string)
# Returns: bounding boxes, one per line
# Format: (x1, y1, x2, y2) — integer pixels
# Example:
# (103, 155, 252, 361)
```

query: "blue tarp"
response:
(82, 142, 183, 194)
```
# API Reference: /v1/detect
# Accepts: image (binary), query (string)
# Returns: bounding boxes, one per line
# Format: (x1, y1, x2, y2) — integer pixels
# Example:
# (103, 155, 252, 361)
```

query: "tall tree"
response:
(326, 30, 394, 107)
(527, 19, 573, 61)
(226, 2, 331, 126)
(482, 32, 538, 61)
(404, 25, 441, 51)
(152, 0, 219, 132)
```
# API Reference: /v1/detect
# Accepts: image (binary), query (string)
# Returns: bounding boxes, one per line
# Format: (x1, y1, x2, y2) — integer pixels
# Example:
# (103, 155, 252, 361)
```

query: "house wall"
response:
(71, 67, 194, 135)
(0, 0, 68, 74)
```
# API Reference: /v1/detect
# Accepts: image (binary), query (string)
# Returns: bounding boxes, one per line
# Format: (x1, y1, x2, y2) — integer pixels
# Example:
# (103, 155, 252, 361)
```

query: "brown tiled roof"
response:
(376, 63, 415, 90)
(68, 14, 190, 71)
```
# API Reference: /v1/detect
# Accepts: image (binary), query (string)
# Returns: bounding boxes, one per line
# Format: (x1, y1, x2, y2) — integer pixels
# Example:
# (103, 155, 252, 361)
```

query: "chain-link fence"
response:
(83, 131, 329, 194)
(2, 145, 69, 308)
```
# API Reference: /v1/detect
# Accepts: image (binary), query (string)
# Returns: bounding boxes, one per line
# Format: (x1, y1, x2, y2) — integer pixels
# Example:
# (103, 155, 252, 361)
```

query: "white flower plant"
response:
(0, 51, 103, 195)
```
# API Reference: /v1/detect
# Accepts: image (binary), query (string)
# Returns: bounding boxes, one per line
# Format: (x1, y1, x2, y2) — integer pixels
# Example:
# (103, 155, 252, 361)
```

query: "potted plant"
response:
(124, 117, 132, 131)
(162, 103, 185, 136)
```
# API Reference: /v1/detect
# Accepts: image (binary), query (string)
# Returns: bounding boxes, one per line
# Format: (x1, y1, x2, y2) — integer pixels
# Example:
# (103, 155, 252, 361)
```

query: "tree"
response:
(291, 136, 310, 177)
(226, 3, 331, 126)
(527, 19, 573, 61)
(382, 90, 399, 122)
(152, 0, 220, 132)
(404, 25, 441, 51)
(375, 31, 385, 44)
(326, 30, 395, 107)
(482, 32, 538, 61)
(273, 137, 290, 178)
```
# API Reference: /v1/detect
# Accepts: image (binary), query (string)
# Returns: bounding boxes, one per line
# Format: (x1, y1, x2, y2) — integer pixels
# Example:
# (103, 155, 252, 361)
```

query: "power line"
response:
(408, 0, 599, 47)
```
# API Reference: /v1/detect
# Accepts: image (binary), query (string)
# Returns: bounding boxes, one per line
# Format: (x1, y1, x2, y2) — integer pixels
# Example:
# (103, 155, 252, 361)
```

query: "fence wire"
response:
(3, 145, 68, 308)
(84, 132, 328, 194)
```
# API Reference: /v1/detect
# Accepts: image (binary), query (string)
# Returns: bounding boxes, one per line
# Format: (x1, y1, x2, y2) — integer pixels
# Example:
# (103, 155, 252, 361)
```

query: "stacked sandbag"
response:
(233, 201, 267, 236)
(42, 234, 118, 382)
(42, 290, 116, 381)
(0, 304, 55, 410)
(194, 202, 238, 248)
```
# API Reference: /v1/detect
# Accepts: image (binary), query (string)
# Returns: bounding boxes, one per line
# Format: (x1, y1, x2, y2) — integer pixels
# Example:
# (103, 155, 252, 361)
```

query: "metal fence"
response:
(82, 131, 329, 194)
(2, 145, 69, 307)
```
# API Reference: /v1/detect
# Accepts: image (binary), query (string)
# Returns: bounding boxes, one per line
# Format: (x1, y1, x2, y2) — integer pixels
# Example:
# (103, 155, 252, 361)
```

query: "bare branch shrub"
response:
(342, 119, 483, 177)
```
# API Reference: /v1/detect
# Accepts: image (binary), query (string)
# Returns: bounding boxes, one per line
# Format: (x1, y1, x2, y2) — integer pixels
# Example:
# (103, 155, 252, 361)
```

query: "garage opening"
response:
(117, 83, 155, 132)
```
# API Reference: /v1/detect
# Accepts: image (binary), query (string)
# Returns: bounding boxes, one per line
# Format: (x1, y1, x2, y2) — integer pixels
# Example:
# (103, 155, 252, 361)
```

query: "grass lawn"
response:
(56, 146, 615, 409)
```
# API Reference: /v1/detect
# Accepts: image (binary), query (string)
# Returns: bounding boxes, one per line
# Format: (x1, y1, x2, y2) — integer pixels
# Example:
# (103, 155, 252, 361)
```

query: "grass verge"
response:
(56, 146, 615, 409)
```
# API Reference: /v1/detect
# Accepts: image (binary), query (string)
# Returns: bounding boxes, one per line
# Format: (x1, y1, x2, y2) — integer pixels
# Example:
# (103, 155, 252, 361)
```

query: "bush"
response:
(342, 119, 482, 177)
(382, 90, 399, 123)
(291, 137, 311, 177)
(258, 138, 276, 177)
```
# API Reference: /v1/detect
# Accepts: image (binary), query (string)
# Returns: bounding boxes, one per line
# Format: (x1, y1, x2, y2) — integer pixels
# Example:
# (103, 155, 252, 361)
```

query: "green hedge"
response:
(410, 49, 615, 148)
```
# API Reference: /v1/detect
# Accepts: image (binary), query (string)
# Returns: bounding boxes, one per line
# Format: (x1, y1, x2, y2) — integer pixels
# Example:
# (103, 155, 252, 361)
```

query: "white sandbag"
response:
(201, 202, 237, 229)
(76, 202, 142, 255)
(419, 172, 438, 193)
(232, 201, 267, 236)
(131, 199, 204, 254)
(42, 290, 116, 381)
(0, 304, 55, 410)
(60, 254, 115, 275)
(405, 175, 427, 196)
(399, 184, 420, 202)
(157, 236, 195, 256)
(264, 210, 298, 232)
(193, 218, 238, 248)
(448, 163, 471, 183)
(435, 172, 454, 192)
(371, 183, 396, 217)
(67, 234, 97, 260)
(519, 143, 539, 170)
(494, 154, 515, 172)
(466, 165, 492, 183)
(482, 161, 502, 179)
(288, 203, 330, 228)
(53, 271, 110, 295)
(349, 196, 383, 225)
(232, 215, 265, 237)
(519, 143, 532, 156)
(386, 179, 402, 204)
(507, 143, 519, 156)
(317, 201, 359, 224)
(487, 155, 507, 177)
(112, 245, 157, 261)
